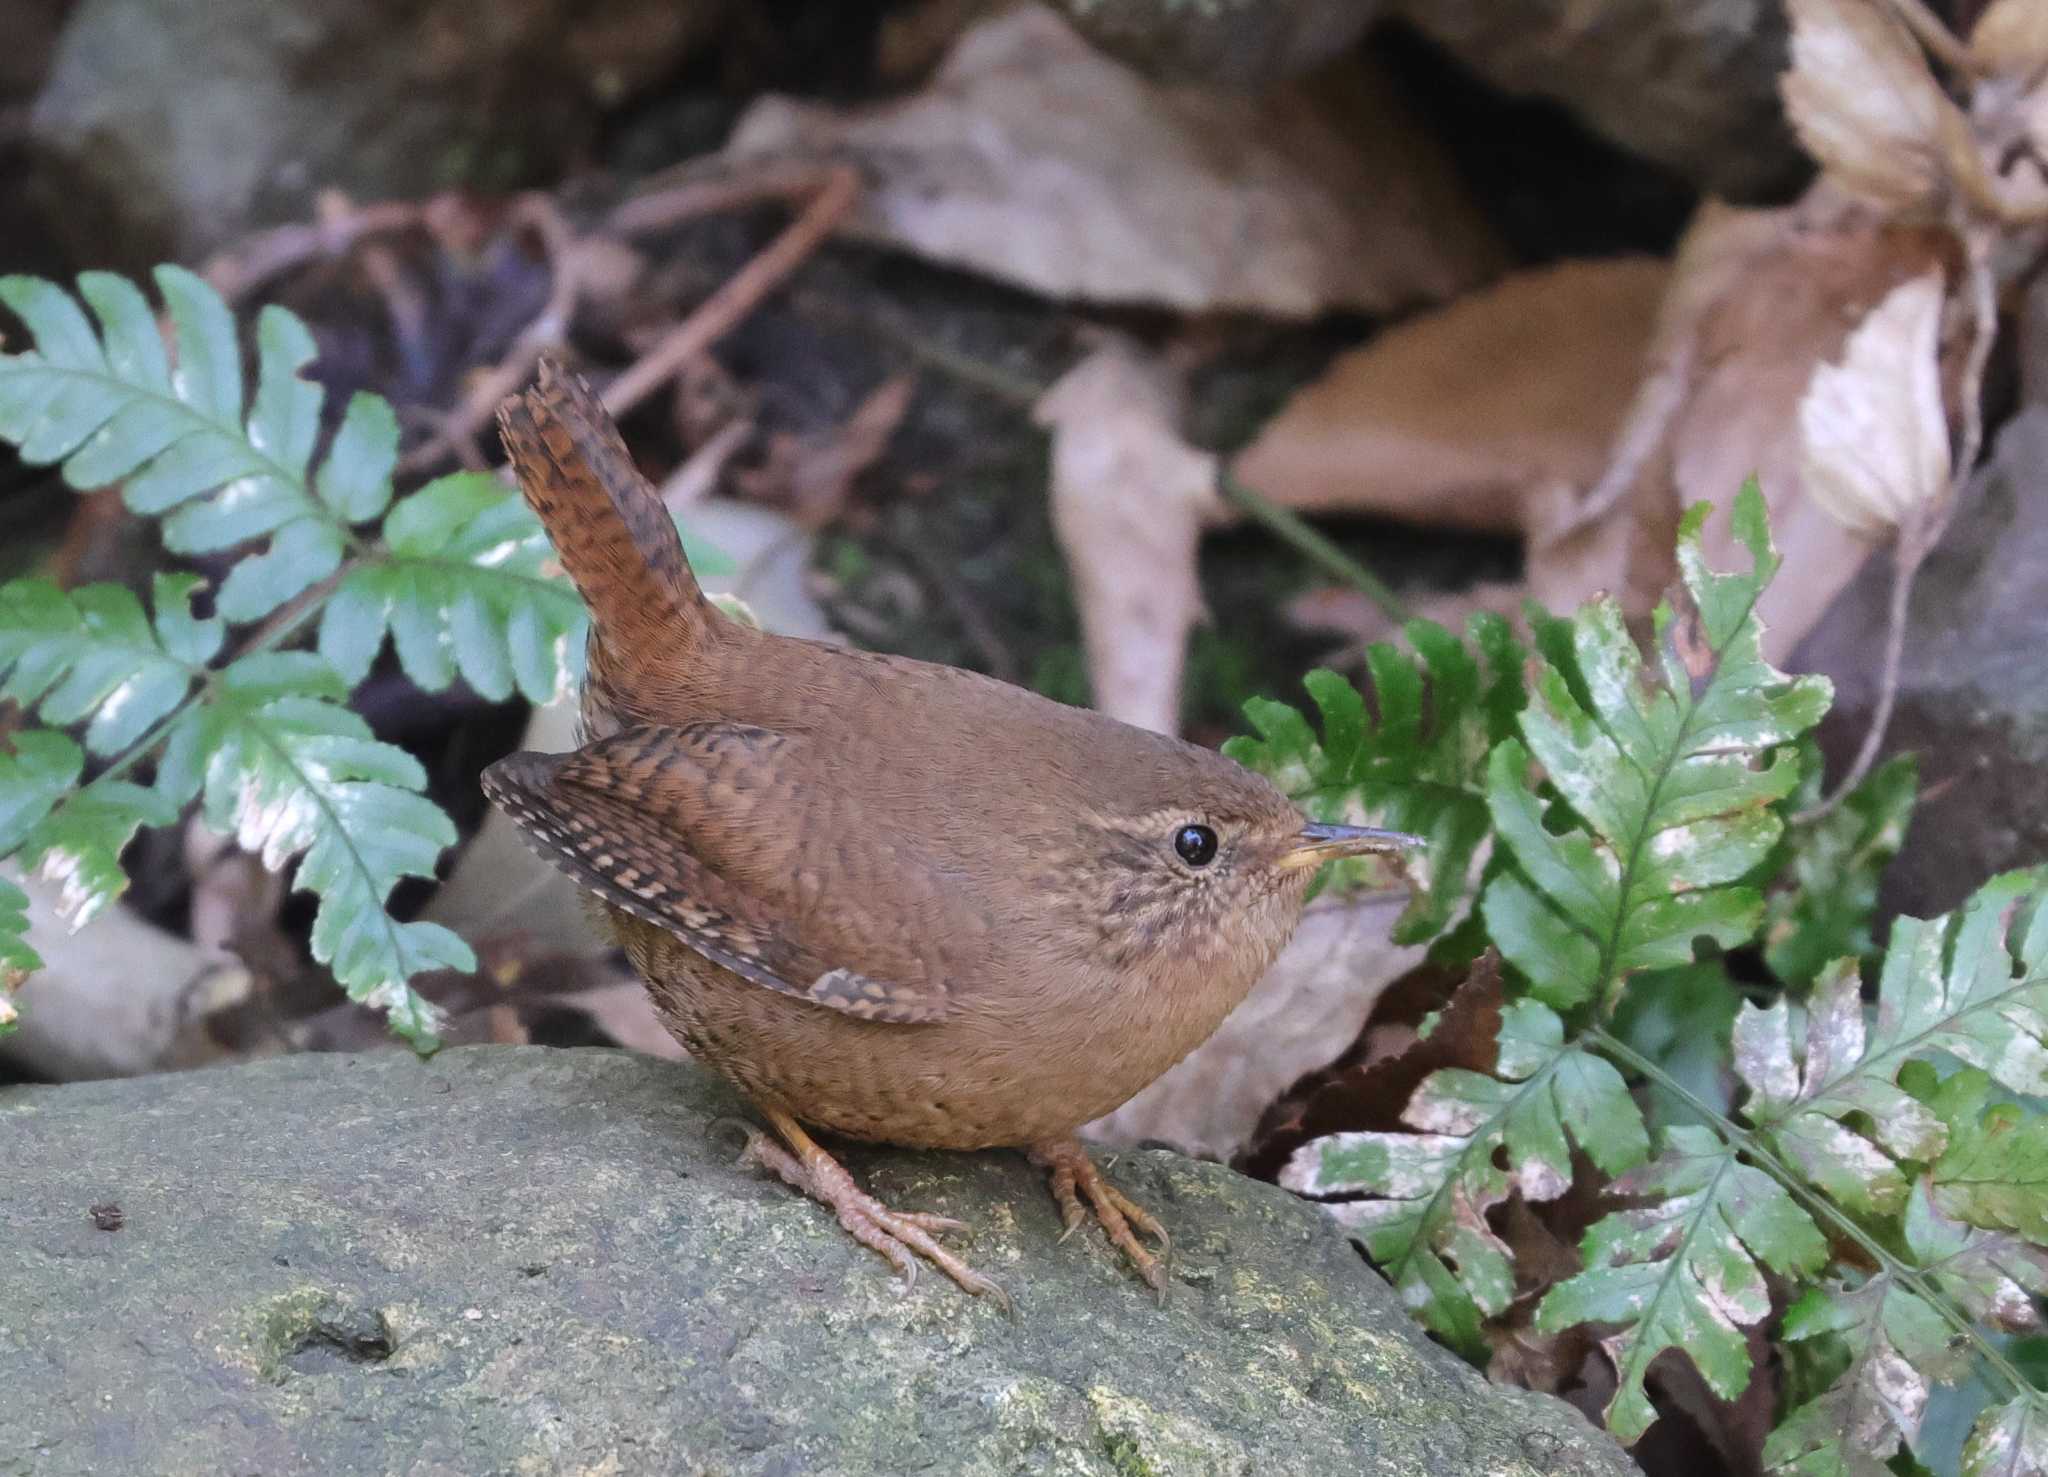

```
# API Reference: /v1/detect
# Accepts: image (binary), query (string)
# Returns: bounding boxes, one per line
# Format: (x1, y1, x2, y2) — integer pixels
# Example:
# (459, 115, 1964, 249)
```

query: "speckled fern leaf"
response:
(1482, 481, 1832, 1010)
(1227, 614, 1524, 944)
(1744, 876, 2048, 1475)
(1281, 997, 1648, 1357)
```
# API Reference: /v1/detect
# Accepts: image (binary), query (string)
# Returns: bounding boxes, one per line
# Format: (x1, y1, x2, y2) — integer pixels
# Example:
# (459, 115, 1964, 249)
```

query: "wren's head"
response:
(1054, 745, 1415, 985)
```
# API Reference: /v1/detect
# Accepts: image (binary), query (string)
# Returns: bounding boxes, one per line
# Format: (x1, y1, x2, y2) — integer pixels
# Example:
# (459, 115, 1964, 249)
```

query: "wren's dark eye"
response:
(1173, 824, 1219, 867)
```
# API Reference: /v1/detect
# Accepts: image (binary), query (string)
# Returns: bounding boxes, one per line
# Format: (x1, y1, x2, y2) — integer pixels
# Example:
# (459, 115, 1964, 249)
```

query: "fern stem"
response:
(1218, 469, 1408, 622)
(89, 581, 332, 791)
(1586, 1024, 2044, 1403)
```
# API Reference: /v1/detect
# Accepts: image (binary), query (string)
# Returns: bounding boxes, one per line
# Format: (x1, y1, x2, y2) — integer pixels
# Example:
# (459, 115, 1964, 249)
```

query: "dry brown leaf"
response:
(1084, 892, 1424, 1160)
(1781, 0, 1960, 209)
(1543, 193, 1956, 660)
(0, 865, 250, 1081)
(1972, 0, 2048, 72)
(1238, 951, 1505, 1181)
(1799, 270, 1953, 535)
(1969, 6, 2048, 222)
(1234, 257, 1669, 536)
(722, 4, 1503, 317)
(1035, 336, 1221, 736)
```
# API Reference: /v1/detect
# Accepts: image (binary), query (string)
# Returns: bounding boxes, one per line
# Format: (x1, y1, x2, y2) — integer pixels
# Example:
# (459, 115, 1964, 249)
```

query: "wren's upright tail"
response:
(496, 359, 715, 687)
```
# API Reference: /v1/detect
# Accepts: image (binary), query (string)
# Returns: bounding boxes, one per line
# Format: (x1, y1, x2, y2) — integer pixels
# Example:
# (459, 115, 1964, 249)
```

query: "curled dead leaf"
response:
(1035, 336, 1221, 736)
(1, 865, 250, 1081)
(1781, 0, 1962, 209)
(1799, 271, 1954, 536)
(1553, 193, 1954, 660)
(1972, 0, 2048, 73)
(722, 5, 1503, 317)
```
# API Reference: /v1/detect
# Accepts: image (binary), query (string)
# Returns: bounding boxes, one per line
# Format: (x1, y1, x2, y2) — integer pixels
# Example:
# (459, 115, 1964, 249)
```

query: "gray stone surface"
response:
(1, 1046, 1631, 1476)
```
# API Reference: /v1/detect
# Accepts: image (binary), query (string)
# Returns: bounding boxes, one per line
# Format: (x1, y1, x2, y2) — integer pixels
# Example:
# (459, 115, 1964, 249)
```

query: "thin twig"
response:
(1218, 467, 1408, 624)
(656, 418, 754, 510)
(396, 194, 583, 477)
(1798, 522, 1923, 824)
(608, 160, 850, 237)
(600, 166, 859, 420)
(1797, 222, 2001, 824)
(202, 196, 428, 304)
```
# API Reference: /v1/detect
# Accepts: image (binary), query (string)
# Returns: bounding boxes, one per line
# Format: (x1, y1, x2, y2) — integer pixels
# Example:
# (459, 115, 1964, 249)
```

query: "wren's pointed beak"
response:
(1278, 821, 1423, 871)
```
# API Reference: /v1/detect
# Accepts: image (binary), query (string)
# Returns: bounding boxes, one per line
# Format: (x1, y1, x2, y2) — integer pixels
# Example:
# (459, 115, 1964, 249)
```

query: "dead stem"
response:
(599, 166, 859, 420)
(396, 193, 582, 476)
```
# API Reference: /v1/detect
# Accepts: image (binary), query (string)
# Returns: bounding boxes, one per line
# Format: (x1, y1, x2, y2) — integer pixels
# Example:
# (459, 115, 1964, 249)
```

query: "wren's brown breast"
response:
(482, 362, 1411, 1297)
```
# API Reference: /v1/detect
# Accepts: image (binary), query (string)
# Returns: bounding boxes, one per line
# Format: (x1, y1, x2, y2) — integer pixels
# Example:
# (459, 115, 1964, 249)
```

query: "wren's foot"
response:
(737, 1105, 1012, 1311)
(1028, 1137, 1171, 1294)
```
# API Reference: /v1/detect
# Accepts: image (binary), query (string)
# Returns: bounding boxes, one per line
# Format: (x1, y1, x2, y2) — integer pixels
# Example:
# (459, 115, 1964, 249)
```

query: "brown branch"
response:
(599, 166, 859, 421)
(394, 193, 583, 478)
(202, 194, 428, 305)
(607, 159, 850, 238)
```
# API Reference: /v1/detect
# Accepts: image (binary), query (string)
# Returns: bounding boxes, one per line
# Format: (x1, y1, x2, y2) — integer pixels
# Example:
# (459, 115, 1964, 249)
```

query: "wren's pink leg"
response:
(738, 1104, 1011, 1311)
(1028, 1137, 1171, 1293)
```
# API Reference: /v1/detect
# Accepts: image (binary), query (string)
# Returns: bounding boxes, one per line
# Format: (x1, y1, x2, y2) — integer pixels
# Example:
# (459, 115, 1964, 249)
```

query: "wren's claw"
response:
(1029, 1137, 1172, 1296)
(737, 1105, 1012, 1313)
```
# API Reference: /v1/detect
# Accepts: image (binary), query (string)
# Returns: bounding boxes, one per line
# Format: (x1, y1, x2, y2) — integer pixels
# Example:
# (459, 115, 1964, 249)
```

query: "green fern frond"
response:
(1921, 1066, 2048, 1243)
(0, 573, 222, 754)
(1735, 870, 2048, 1222)
(0, 876, 36, 1013)
(1281, 998, 1648, 1355)
(1963, 1398, 2048, 1477)
(318, 471, 587, 701)
(1537, 1124, 1829, 1441)
(1482, 482, 1832, 1010)
(151, 650, 468, 1045)
(0, 271, 399, 621)
(1227, 614, 1525, 943)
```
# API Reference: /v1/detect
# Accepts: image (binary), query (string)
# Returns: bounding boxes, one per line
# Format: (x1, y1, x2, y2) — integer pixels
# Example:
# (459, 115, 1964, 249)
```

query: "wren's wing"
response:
(481, 723, 957, 1024)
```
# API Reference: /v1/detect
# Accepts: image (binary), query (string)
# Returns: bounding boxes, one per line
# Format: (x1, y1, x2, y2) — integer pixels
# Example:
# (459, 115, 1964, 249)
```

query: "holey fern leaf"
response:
(1766, 1184, 2048, 1477)
(1282, 994, 1649, 1354)
(1537, 1125, 1829, 1443)
(0, 269, 399, 622)
(1737, 871, 2048, 1219)
(1482, 483, 1831, 1010)
(1227, 615, 1524, 943)
(152, 652, 472, 1044)
(0, 573, 222, 754)
(318, 471, 587, 701)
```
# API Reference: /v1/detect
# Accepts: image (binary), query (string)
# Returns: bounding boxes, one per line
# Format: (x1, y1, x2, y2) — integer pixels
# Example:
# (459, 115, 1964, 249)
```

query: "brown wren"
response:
(482, 361, 1415, 1303)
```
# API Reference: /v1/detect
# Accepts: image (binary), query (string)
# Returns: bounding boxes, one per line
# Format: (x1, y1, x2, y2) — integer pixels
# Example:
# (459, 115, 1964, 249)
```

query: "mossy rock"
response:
(0, 1047, 1630, 1475)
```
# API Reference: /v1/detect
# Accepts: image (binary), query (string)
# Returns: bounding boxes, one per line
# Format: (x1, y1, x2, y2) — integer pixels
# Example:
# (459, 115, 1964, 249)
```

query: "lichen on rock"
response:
(1, 1046, 1631, 1475)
